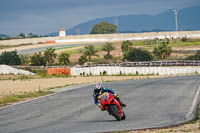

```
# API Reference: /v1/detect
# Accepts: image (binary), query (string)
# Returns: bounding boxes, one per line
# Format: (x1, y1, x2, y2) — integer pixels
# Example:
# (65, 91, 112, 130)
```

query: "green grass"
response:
(132, 39, 200, 47)
(65, 50, 81, 55)
(170, 40, 200, 47)
(0, 91, 54, 105)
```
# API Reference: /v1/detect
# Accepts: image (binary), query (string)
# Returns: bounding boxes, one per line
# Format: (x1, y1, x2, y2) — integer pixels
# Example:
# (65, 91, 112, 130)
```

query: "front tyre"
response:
(109, 105, 121, 121)
(121, 111, 126, 120)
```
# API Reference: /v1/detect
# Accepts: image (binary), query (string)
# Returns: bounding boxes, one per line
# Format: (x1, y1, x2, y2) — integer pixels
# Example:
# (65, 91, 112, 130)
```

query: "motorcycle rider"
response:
(93, 84, 126, 110)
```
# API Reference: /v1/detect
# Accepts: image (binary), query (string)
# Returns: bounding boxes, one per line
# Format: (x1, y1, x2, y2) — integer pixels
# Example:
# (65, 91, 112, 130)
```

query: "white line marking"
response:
(186, 84, 200, 118)
(0, 84, 90, 110)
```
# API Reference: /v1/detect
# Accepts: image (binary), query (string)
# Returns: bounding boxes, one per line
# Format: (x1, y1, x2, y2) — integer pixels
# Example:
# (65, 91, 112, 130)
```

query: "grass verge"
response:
(0, 91, 54, 106)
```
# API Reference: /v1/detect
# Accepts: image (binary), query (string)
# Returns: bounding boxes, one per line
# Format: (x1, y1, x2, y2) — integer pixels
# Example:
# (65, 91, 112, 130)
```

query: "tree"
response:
(153, 41, 172, 59)
(121, 40, 133, 53)
(58, 53, 70, 65)
(186, 50, 200, 60)
(28, 33, 38, 38)
(90, 22, 118, 34)
(44, 48, 57, 65)
(30, 52, 46, 66)
(83, 45, 98, 62)
(18, 33, 25, 38)
(0, 50, 22, 65)
(20, 55, 30, 65)
(102, 42, 116, 59)
(124, 48, 153, 61)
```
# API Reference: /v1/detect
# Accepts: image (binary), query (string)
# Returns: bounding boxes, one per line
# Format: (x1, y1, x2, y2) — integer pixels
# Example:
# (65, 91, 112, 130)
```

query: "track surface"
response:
(17, 43, 102, 54)
(0, 76, 199, 133)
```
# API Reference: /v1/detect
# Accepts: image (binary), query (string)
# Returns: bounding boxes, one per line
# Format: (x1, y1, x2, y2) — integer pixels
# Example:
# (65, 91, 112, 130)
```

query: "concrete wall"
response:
(1, 31, 200, 46)
(71, 66, 200, 76)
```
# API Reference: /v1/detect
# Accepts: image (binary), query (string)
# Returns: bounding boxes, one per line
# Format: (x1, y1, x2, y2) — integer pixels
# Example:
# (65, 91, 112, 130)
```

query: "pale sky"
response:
(1, 0, 200, 35)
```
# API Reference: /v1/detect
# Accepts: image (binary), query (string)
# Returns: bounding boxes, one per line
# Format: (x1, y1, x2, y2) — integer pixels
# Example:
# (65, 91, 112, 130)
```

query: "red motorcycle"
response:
(99, 92, 126, 121)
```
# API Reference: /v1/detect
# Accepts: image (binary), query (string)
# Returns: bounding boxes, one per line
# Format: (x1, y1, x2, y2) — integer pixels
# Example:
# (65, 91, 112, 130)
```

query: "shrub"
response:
(79, 55, 87, 65)
(124, 48, 153, 61)
(104, 54, 113, 59)
(153, 40, 172, 59)
(181, 37, 188, 42)
(186, 50, 200, 60)
(103, 71, 107, 75)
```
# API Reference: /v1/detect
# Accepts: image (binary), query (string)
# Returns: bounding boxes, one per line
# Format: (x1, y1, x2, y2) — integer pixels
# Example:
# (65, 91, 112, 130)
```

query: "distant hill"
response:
(48, 4, 200, 36)
(0, 34, 9, 38)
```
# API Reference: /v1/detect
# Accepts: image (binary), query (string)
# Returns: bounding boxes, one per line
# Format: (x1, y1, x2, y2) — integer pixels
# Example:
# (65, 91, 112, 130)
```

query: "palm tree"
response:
(121, 40, 133, 53)
(44, 48, 57, 65)
(30, 52, 46, 66)
(153, 41, 172, 59)
(83, 45, 98, 62)
(58, 53, 70, 65)
(20, 54, 30, 65)
(102, 42, 116, 59)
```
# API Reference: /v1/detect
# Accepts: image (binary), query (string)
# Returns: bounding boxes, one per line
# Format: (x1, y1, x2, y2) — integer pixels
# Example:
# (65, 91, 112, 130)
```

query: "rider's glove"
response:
(97, 103, 101, 107)
(114, 93, 119, 98)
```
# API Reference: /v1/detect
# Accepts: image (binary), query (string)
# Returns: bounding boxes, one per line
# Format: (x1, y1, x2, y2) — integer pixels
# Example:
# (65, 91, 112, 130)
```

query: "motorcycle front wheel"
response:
(121, 111, 126, 120)
(109, 105, 121, 121)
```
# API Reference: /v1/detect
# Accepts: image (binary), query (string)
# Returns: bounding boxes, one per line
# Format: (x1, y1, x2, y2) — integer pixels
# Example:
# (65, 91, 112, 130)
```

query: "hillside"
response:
(0, 34, 9, 38)
(65, 4, 200, 35)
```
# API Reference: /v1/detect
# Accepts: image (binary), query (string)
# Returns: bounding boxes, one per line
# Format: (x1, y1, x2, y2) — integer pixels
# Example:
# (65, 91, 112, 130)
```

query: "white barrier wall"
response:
(1, 31, 200, 46)
(0, 65, 34, 75)
(71, 66, 200, 76)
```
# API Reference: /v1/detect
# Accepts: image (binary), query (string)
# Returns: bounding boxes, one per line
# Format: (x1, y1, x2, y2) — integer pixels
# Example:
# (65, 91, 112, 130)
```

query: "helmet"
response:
(94, 84, 102, 91)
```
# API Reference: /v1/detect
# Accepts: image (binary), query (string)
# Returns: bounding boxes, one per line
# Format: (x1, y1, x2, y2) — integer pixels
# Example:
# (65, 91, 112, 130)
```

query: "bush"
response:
(181, 37, 188, 42)
(104, 54, 113, 59)
(186, 51, 200, 60)
(153, 41, 172, 59)
(103, 71, 107, 75)
(0, 50, 22, 65)
(124, 48, 153, 61)
(79, 55, 87, 65)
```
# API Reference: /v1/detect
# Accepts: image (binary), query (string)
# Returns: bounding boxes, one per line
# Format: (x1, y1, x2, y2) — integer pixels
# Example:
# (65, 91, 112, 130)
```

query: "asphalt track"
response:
(0, 76, 200, 133)
(17, 44, 84, 54)
(17, 43, 103, 54)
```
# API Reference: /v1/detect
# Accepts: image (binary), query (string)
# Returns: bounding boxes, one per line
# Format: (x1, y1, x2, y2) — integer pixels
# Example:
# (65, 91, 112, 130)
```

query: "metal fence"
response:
(11, 60, 200, 70)
(80, 60, 200, 67)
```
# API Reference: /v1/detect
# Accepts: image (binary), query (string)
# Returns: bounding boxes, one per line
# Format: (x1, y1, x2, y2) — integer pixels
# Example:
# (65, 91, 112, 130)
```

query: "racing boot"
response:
(118, 99, 126, 107)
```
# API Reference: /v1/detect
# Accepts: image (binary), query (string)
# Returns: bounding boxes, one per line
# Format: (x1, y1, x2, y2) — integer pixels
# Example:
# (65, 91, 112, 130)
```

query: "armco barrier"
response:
(47, 68, 71, 75)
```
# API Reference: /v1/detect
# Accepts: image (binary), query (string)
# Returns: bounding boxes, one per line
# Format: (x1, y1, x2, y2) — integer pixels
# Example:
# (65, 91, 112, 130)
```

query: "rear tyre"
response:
(109, 105, 121, 121)
(121, 111, 126, 120)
